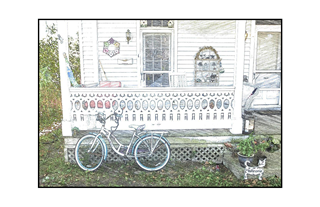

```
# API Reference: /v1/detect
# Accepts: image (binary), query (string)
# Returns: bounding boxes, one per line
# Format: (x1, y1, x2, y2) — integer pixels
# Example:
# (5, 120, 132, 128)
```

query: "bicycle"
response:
(74, 107, 171, 172)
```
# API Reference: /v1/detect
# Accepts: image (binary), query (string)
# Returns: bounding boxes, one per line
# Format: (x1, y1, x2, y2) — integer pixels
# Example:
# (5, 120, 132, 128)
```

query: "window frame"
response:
(252, 24, 282, 108)
(138, 26, 175, 87)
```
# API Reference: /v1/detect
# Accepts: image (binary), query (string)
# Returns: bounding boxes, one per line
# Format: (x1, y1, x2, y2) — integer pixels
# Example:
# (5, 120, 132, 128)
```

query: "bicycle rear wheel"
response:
(134, 135, 170, 171)
(75, 135, 104, 171)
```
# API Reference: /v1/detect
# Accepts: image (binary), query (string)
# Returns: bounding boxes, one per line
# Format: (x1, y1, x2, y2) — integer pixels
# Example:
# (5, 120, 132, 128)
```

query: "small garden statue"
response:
(243, 159, 266, 181)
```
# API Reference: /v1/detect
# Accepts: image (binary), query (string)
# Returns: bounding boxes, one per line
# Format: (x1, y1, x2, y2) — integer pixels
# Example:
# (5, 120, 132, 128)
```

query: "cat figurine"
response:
(243, 158, 266, 180)
(258, 157, 267, 168)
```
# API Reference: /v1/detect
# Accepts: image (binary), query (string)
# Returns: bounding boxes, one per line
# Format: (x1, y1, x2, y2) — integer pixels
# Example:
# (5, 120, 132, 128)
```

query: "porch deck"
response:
(72, 110, 280, 141)
(64, 110, 281, 164)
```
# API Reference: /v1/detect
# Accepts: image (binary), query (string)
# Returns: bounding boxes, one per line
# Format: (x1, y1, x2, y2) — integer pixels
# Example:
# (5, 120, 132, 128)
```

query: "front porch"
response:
(64, 110, 281, 164)
(58, 20, 250, 137)
(69, 87, 237, 131)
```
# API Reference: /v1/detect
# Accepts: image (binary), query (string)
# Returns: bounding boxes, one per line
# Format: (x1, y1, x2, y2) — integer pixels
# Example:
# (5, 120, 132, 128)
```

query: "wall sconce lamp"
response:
(126, 29, 131, 44)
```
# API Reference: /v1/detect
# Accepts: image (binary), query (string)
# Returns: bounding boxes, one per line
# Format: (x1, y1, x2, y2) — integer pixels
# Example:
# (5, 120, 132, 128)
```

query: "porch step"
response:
(222, 149, 281, 179)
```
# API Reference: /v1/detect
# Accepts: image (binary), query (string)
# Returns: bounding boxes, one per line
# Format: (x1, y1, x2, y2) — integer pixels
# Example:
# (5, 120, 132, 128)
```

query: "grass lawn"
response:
(39, 128, 281, 187)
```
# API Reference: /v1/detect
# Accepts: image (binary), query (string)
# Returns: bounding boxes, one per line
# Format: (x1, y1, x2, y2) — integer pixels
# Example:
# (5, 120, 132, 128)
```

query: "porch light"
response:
(126, 29, 131, 44)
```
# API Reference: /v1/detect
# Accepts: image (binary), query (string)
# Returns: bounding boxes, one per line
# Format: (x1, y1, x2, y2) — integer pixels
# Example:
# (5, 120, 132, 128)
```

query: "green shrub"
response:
(237, 134, 256, 157)
(39, 23, 80, 131)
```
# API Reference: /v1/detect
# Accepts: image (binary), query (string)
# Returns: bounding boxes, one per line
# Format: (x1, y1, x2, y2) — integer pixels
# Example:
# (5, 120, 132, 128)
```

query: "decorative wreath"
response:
(103, 38, 120, 57)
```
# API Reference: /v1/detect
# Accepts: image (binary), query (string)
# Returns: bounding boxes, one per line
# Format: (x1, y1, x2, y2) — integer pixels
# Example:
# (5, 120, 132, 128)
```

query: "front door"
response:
(252, 23, 281, 109)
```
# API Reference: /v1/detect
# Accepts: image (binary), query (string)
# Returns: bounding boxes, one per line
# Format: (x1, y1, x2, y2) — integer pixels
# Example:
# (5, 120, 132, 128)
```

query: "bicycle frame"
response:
(75, 111, 171, 172)
(87, 110, 170, 162)
(89, 123, 144, 159)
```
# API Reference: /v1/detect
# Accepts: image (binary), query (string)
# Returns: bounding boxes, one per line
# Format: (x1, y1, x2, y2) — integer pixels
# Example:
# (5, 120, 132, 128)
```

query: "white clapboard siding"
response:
(243, 20, 252, 78)
(80, 20, 248, 88)
(80, 20, 138, 87)
(80, 20, 95, 84)
(177, 20, 236, 86)
(97, 20, 138, 87)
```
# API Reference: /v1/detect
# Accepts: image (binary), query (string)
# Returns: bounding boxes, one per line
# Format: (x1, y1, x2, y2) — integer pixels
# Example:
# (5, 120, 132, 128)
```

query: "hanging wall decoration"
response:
(194, 46, 224, 86)
(103, 37, 120, 58)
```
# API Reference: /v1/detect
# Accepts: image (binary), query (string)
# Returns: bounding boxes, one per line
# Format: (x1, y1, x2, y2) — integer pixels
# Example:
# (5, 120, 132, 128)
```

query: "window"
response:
(255, 20, 281, 25)
(142, 33, 171, 87)
(253, 24, 281, 108)
(256, 32, 281, 71)
(140, 21, 174, 87)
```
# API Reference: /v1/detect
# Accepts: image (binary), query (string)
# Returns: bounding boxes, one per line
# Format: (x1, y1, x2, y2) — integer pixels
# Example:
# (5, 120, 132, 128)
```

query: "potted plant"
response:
(266, 137, 281, 152)
(237, 133, 256, 168)
(254, 138, 269, 166)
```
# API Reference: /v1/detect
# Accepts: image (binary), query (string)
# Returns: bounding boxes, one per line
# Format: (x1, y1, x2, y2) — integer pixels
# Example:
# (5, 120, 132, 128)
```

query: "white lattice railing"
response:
(69, 87, 235, 130)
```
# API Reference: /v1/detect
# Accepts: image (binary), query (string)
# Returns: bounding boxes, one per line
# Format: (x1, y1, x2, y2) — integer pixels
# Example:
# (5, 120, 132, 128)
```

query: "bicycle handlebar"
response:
(96, 107, 125, 125)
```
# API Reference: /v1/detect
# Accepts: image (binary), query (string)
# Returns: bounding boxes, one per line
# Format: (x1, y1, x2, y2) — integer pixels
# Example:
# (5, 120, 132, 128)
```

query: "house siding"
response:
(97, 20, 138, 87)
(177, 20, 236, 86)
(80, 20, 139, 87)
(244, 20, 252, 79)
(80, 20, 95, 84)
(80, 20, 249, 87)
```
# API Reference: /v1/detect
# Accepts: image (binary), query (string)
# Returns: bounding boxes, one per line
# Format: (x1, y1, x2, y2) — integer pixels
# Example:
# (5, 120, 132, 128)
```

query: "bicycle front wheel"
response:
(134, 135, 170, 171)
(75, 135, 104, 171)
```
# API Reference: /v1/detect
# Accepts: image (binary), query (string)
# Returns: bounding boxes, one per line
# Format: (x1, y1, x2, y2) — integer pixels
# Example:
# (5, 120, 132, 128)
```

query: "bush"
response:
(237, 133, 256, 157)
(39, 23, 80, 131)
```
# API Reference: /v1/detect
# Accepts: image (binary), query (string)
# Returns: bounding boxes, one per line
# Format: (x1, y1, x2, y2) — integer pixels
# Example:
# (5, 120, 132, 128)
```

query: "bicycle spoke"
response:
(75, 135, 104, 171)
(134, 136, 170, 171)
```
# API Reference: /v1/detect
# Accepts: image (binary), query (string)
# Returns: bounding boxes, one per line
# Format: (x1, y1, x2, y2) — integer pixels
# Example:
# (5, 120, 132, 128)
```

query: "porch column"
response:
(92, 20, 99, 83)
(58, 20, 72, 136)
(230, 20, 246, 134)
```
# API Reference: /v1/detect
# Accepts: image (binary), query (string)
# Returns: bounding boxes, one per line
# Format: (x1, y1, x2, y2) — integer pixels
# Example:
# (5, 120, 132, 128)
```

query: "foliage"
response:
(39, 129, 281, 187)
(67, 34, 81, 83)
(254, 139, 269, 153)
(266, 137, 281, 152)
(237, 133, 257, 157)
(269, 137, 280, 145)
(39, 23, 80, 131)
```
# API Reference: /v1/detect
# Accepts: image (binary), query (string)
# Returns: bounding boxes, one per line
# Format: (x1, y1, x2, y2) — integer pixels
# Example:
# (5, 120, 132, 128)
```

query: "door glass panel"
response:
(255, 73, 280, 88)
(256, 32, 281, 70)
(143, 33, 171, 72)
(252, 90, 280, 106)
(146, 73, 169, 87)
(142, 33, 171, 87)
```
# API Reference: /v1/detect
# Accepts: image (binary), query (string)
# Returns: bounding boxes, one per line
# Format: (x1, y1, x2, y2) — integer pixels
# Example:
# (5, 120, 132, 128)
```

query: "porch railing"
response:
(69, 87, 235, 130)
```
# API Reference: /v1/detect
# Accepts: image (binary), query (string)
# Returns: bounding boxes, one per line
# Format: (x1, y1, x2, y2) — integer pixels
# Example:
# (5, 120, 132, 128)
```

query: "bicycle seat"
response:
(129, 124, 146, 131)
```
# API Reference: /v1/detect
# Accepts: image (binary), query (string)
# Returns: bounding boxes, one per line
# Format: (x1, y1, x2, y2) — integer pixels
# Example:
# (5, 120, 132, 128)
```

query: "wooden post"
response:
(92, 20, 99, 83)
(230, 20, 246, 134)
(58, 20, 72, 136)
(248, 20, 256, 84)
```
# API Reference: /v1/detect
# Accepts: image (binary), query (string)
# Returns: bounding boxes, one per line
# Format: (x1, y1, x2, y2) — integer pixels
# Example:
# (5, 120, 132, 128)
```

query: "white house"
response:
(57, 20, 281, 137)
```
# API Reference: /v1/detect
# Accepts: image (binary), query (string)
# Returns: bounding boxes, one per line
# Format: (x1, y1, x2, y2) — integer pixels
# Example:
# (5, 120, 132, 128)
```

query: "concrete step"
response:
(222, 149, 281, 180)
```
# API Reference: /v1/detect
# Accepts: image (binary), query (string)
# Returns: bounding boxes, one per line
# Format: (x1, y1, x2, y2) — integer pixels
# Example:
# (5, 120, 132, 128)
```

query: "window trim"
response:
(252, 24, 281, 108)
(253, 25, 281, 73)
(139, 28, 175, 87)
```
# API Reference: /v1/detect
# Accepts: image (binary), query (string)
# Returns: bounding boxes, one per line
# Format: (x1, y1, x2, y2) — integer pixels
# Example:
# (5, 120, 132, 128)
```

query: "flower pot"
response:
(237, 152, 254, 168)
